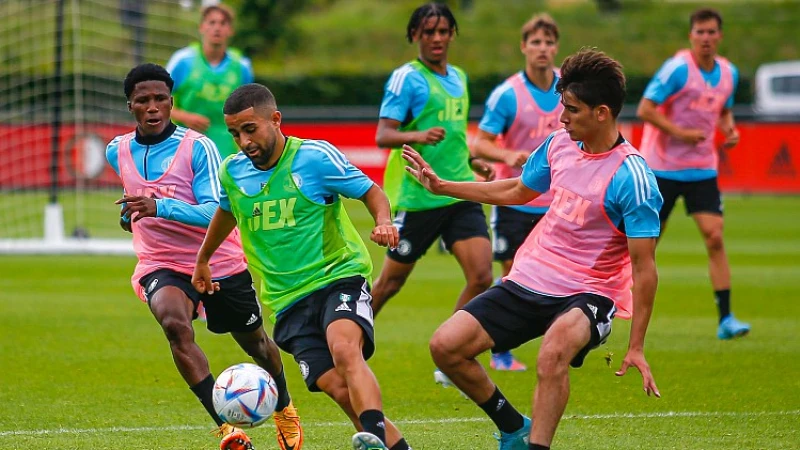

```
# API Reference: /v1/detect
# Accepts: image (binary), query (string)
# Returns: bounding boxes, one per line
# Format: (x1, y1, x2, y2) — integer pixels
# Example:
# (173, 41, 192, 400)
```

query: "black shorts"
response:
(462, 280, 616, 368)
(656, 176, 723, 223)
(490, 206, 545, 261)
(272, 276, 375, 392)
(139, 269, 263, 334)
(388, 201, 490, 264)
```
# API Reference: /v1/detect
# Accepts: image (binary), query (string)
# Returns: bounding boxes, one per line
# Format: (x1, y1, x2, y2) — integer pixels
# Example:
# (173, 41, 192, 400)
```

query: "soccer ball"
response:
(212, 363, 278, 428)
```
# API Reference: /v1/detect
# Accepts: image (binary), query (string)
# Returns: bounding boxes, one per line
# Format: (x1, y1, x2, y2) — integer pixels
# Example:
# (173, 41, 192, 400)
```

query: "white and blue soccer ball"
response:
(212, 363, 278, 428)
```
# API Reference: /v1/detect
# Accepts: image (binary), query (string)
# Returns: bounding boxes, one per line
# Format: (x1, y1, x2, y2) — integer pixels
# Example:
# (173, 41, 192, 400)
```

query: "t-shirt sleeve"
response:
(643, 57, 688, 105)
(611, 155, 663, 238)
(105, 136, 122, 175)
(241, 56, 255, 84)
(304, 141, 374, 200)
(519, 134, 555, 193)
(726, 62, 739, 109)
(165, 48, 192, 90)
(379, 65, 418, 122)
(478, 82, 516, 136)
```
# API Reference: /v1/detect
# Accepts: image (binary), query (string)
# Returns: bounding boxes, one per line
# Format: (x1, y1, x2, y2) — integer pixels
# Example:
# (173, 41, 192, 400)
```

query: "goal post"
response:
(0, 0, 201, 254)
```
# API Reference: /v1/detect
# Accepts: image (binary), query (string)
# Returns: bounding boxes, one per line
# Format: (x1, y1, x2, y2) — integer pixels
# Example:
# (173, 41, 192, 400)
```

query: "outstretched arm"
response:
(615, 236, 661, 398)
(192, 208, 238, 295)
(402, 145, 539, 206)
(360, 184, 399, 249)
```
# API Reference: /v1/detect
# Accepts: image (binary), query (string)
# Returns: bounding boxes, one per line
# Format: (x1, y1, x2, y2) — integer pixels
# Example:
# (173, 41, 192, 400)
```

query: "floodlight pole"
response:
(51, 0, 65, 205)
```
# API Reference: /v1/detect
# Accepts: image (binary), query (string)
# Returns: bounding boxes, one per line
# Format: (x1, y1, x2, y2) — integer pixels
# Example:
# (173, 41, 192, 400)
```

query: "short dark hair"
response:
(521, 13, 559, 42)
(223, 83, 277, 115)
(406, 3, 458, 43)
(123, 63, 174, 99)
(690, 8, 722, 30)
(556, 48, 626, 118)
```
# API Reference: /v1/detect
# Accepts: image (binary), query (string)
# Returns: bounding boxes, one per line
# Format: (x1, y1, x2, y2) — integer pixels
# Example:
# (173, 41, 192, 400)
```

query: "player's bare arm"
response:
(718, 108, 739, 148)
(616, 236, 661, 398)
(171, 108, 211, 132)
(402, 144, 538, 205)
(360, 184, 399, 249)
(637, 98, 705, 144)
(192, 207, 237, 295)
(376, 118, 445, 148)
(473, 129, 529, 168)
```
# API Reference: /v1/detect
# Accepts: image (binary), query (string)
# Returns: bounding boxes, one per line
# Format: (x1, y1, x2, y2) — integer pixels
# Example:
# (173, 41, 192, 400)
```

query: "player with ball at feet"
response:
(105, 64, 302, 450)
(193, 83, 413, 450)
(405, 49, 663, 450)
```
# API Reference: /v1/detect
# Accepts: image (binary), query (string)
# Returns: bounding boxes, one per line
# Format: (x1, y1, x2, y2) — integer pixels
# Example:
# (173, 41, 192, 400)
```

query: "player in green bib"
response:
(372, 3, 496, 386)
(166, 4, 253, 158)
(193, 84, 412, 450)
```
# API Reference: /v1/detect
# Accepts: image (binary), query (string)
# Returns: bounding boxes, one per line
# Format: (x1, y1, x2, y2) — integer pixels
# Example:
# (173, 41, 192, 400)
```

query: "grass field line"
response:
(2, 409, 799, 437)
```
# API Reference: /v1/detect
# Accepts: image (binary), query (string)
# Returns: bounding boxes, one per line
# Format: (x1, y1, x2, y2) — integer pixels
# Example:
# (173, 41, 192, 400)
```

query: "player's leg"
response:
(316, 369, 409, 450)
(206, 270, 301, 447)
(371, 209, 441, 315)
(653, 176, 681, 242)
(431, 283, 534, 447)
(443, 202, 493, 311)
(529, 294, 614, 448)
(685, 178, 749, 338)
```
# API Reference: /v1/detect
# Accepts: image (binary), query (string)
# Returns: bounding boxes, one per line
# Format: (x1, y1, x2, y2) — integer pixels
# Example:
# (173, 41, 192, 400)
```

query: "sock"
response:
(389, 438, 411, 450)
(359, 409, 386, 443)
(478, 387, 524, 434)
(529, 444, 549, 450)
(190, 374, 224, 426)
(715, 289, 731, 323)
(272, 369, 291, 411)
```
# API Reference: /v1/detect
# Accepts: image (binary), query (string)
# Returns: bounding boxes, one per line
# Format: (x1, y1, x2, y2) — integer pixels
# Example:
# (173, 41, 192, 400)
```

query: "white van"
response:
(754, 60, 800, 115)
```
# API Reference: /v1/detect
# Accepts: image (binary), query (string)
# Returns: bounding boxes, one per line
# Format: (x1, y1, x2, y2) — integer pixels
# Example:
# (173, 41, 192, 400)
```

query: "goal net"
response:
(0, 0, 201, 254)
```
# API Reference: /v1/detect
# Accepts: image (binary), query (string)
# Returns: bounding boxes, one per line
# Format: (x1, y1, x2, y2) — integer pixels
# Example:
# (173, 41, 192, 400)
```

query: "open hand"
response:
(615, 349, 661, 398)
(402, 144, 445, 194)
(191, 262, 220, 295)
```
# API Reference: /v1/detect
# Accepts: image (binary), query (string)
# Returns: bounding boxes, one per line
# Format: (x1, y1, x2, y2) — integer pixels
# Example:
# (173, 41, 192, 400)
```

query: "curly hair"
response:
(406, 3, 458, 43)
(556, 48, 626, 118)
(123, 63, 174, 99)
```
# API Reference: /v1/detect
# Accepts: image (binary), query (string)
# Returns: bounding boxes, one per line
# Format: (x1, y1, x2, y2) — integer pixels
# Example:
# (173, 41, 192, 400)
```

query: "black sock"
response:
(359, 409, 386, 443)
(272, 369, 291, 411)
(389, 438, 410, 450)
(529, 444, 549, 450)
(190, 374, 224, 426)
(715, 289, 731, 323)
(478, 387, 525, 434)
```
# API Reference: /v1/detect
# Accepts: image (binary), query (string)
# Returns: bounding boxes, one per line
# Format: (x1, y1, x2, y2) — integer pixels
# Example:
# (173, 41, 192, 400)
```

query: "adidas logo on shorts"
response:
(246, 313, 258, 325)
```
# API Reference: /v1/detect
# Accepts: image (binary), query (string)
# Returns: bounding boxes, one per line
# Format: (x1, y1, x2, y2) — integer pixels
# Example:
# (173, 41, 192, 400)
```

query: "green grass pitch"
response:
(1, 195, 799, 449)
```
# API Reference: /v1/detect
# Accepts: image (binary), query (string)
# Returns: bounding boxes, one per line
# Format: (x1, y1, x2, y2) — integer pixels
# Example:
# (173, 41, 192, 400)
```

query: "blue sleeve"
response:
(154, 137, 221, 227)
(643, 58, 688, 105)
(300, 141, 374, 201)
(726, 62, 739, 109)
(379, 66, 426, 121)
(219, 181, 232, 212)
(105, 137, 121, 176)
(165, 48, 192, 90)
(478, 82, 516, 136)
(241, 57, 254, 84)
(519, 134, 555, 193)
(608, 155, 663, 238)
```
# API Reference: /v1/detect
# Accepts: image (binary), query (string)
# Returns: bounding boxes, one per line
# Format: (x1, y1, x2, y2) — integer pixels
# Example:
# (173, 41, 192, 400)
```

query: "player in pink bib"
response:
(637, 8, 750, 340)
(473, 13, 564, 372)
(106, 64, 302, 450)
(404, 49, 662, 450)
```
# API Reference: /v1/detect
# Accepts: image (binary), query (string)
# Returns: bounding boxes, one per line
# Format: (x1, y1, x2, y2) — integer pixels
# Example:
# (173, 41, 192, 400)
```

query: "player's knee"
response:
(703, 226, 725, 252)
(160, 316, 194, 345)
(536, 346, 570, 380)
(467, 269, 494, 292)
(429, 331, 458, 368)
(329, 340, 364, 371)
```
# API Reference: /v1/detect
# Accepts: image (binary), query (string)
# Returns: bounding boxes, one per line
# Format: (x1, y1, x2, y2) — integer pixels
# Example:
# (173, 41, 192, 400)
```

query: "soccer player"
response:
(106, 64, 302, 450)
(193, 83, 412, 450)
(404, 49, 662, 450)
(166, 3, 253, 158)
(637, 8, 750, 339)
(372, 2, 494, 357)
(472, 13, 564, 372)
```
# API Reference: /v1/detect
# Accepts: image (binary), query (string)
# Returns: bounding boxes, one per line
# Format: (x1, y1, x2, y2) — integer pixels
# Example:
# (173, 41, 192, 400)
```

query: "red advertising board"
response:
(1, 121, 798, 193)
